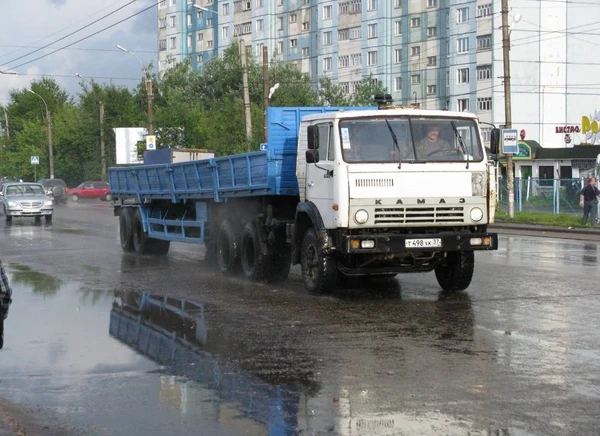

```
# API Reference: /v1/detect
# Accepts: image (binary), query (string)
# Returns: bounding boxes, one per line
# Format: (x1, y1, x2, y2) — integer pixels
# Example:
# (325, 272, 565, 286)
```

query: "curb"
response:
(490, 221, 600, 235)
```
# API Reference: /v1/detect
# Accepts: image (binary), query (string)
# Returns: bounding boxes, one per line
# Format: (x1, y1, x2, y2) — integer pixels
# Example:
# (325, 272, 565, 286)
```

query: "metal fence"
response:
(496, 177, 588, 215)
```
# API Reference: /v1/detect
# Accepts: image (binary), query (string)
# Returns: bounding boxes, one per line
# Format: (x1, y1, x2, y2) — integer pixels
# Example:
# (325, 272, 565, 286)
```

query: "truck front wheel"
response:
(435, 251, 474, 292)
(300, 228, 337, 295)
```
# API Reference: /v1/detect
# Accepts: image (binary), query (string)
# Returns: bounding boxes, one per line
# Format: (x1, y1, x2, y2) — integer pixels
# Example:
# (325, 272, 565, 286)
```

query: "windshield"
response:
(5, 184, 45, 196)
(340, 117, 484, 163)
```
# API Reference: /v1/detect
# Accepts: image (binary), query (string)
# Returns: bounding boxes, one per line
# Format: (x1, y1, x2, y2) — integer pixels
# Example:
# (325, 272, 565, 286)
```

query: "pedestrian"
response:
(0, 259, 12, 349)
(579, 176, 600, 227)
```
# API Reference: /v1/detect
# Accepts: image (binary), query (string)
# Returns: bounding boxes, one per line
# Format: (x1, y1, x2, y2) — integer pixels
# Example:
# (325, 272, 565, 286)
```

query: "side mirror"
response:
(489, 128, 500, 155)
(306, 149, 320, 164)
(307, 125, 319, 150)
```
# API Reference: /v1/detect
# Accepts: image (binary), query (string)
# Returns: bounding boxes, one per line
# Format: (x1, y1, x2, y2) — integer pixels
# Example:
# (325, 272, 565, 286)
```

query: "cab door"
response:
(305, 123, 337, 228)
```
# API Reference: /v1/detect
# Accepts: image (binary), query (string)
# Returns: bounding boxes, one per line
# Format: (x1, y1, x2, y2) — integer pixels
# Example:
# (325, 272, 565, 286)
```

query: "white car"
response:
(0, 182, 54, 223)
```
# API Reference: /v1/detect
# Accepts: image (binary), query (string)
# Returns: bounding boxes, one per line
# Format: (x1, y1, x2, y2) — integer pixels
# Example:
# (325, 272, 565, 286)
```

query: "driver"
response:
(417, 124, 451, 157)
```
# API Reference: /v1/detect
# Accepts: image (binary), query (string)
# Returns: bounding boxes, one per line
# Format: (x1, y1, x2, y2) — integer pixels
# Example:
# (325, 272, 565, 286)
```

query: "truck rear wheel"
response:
(120, 208, 135, 252)
(300, 228, 337, 295)
(435, 251, 474, 292)
(216, 220, 239, 274)
(240, 222, 269, 280)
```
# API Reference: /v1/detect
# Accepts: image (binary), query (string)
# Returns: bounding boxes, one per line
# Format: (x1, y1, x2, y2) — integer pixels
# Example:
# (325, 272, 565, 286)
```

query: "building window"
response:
(477, 4, 492, 18)
(187, 14, 192, 26)
(256, 19, 264, 32)
(323, 31, 332, 45)
(242, 0, 251, 11)
(187, 35, 192, 47)
(477, 97, 492, 111)
(169, 15, 176, 27)
(394, 20, 402, 35)
(411, 17, 421, 28)
(427, 0, 437, 7)
(159, 18, 167, 28)
(323, 5, 332, 19)
(427, 85, 437, 95)
(477, 65, 492, 80)
(302, 47, 309, 57)
(481, 127, 491, 143)
(411, 74, 420, 84)
(427, 56, 437, 66)
(323, 57, 332, 72)
(207, 18, 212, 26)
(302, 22, 310, 31)
(222, 3, 229, 15)
(351, 53, 362, 65)
(457, 37, 469, 53)
(256, 0, 264, 8)
(197, 33, 203, 41)
(477, 35, 492, 51)
(350, 26, 361, 39)
(367, 51, 377, 66)
(394, 49, 402, 64)
(159, 0, 166, 8)
(411, 46, 420, 57)
(427, 27, 437, 37)
(394, 77, 402, 91)
(290, 39, 297, 48)
(197, 55, 203, 64)
(368, 0, 377, 11)
(339, 55, 350, 68)
(222, 26, 229, 39)
(234, 22, 252, 36)
(169, 37, 176, 49)
(276, 41, 283, 54)
(457, 68, 469, 84)
(394, 0, 401, 7)
(277, 0, 283, 5)
(457, 7, 469, 24)
(207, 40, 213, 48)
(368, 23, 377, 38)
(277, 17, 283, 30)
(159, 39, 166, 51)
(290, 13, 297, 23)
(457, 99, 469, 111)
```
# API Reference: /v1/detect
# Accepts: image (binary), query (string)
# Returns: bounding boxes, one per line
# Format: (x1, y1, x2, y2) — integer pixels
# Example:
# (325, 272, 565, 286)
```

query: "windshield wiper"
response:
(451, 121, 469, 169)
(385, 119, 402, 169)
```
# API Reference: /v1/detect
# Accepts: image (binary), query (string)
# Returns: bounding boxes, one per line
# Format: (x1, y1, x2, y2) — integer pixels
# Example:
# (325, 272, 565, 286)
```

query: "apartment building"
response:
(158, 0, 600, 147)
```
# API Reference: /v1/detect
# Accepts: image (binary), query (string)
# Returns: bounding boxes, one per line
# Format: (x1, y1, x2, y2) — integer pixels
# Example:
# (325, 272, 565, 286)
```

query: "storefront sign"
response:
(555, 126, 580, 133)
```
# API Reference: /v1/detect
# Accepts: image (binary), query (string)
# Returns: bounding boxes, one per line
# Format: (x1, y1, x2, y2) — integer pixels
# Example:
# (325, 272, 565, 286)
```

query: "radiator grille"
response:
(355, 178, 394, 188)
(20, 201, 43, 208)
(374, 206, 465, 224)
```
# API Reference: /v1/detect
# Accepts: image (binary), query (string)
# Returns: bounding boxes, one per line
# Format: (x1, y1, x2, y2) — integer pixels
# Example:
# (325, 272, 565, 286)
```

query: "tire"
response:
(434, 251, 474, 292)
(45, 215, 52, 223)
(72, 194, 79, 202)
(132, 209, 170, 256)
(240, 222, 269, 280)
(120, 208, 135, 252)
(52, 186, 64, 201)
(300, 228, 337, 295)
(216, 219, 239, 274)
(4, 207, 11, 223)
(104, 193, 112, 201)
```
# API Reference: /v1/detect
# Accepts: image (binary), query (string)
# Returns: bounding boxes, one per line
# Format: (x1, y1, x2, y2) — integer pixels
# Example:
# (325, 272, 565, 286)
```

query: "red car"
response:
(66, 181, 112, 201)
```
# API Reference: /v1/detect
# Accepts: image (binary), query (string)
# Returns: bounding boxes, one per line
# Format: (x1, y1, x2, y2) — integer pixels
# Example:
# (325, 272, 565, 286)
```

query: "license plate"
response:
(405, 238, 442, 248)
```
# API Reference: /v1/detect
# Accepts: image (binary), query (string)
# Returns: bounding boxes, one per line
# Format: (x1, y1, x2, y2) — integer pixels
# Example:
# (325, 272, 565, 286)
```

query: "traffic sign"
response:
(501, 129, 519, 154)
(146, 135, 156, 150)
(31, 155, 40, 165)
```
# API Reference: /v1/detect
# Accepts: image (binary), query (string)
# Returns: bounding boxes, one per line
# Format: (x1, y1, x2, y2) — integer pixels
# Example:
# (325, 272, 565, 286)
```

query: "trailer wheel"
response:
(240, 222, 269, 280)
(216, 219, 239, 274)
(300, 228, 337, 295)
(434, 251, 474, 292)
(132, 210, 170, 256)
(120, 208, 135, 252)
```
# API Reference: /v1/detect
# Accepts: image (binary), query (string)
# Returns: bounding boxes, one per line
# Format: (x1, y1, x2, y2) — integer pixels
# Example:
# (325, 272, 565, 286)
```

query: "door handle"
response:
(308, 181, 315, 187)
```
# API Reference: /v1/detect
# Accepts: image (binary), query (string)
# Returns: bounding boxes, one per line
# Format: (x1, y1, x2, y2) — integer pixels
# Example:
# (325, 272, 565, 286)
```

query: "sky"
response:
(0, 0, 157, 105)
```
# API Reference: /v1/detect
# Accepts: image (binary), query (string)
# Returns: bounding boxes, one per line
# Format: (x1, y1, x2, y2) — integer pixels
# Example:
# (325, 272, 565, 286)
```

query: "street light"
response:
(501, 0, 521, 218)
(26, 89, 54, 180)
(116, 44, 153, 136)
(76, 73, 107, 180)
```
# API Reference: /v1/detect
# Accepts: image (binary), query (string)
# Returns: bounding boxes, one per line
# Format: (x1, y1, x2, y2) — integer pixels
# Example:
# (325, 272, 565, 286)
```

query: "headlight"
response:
(470, 207, 484, 222)
(354, 209, 369, 224)
(44, 200, 53, 206)
(472, 172, 486, 196)
(7, 201, 18, 207)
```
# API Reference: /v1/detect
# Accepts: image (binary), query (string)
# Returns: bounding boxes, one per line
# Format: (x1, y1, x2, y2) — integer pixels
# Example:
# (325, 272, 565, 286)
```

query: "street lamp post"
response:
(501, 0, 521, 218)
(26, 89, 54, 180)
(117, 45, 153, 136)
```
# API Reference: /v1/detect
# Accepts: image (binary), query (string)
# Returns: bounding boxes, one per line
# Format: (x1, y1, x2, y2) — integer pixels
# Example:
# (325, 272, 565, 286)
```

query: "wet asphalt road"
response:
(0, 202, 599, 436)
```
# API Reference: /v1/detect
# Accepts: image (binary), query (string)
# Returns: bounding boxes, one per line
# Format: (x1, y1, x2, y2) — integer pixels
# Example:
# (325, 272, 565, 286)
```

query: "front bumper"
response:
(342, 231, 498, 254)
(5, 208, 53, 217)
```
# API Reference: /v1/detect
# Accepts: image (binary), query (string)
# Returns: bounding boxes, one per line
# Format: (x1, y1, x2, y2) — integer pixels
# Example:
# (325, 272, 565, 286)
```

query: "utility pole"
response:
(99, 100, 106, 179)
(262, 46, 269, 144)
(239, 40, 252, 146)
(146, 77, 153, 136)
(501, 0, 515, 218)
(47, 110, 54, 180)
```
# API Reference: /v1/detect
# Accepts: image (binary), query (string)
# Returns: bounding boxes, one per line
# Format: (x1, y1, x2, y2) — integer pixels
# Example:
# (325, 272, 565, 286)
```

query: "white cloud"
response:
(0, 0, 157, 105)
